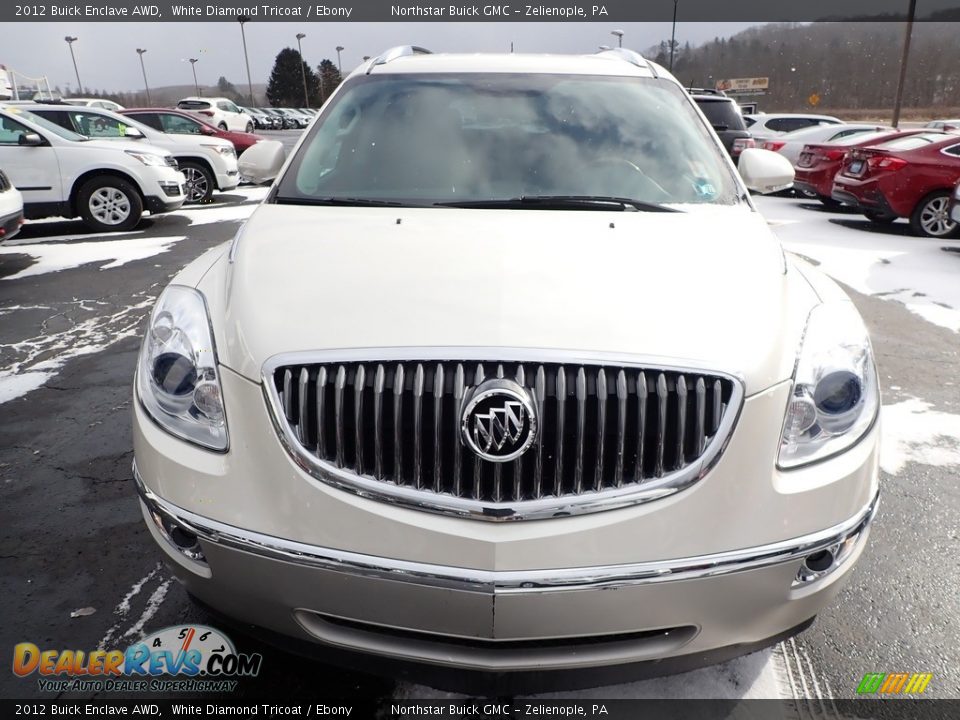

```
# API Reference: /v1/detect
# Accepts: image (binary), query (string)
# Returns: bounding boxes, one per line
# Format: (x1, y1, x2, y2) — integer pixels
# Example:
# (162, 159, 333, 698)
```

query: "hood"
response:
(82, 138, 173, 157)
(204, 204, 817, 395)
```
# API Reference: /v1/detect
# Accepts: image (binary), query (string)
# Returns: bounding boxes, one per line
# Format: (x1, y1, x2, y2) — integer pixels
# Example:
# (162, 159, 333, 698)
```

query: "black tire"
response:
(179, 160, 215, 204)
(217, 122, 228, 131)
(818, 196, 841, 207)
(245, 122, 254, 133)
(77, 175, 143, 233)
(864, 210, 896, 224)
(909, 191, 958, 238)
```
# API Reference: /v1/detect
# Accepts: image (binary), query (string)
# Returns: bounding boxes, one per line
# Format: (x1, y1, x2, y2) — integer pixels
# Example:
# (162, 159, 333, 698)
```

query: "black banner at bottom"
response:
(3, 700, 960, 720)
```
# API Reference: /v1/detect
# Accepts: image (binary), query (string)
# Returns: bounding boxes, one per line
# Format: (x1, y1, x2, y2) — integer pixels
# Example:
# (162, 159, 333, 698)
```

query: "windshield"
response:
(874, 133, 946, 151)
(13, 109, 87, 141)
(832, 130, 896, 146)
(275, 74, 741, 208)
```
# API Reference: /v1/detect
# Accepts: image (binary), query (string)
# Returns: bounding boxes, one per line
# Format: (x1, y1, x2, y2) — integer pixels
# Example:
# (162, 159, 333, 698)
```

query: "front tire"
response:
(218, 122, 228, 131)
(910, 191, 958, 238)
(77, 176, 143, 233)
(179, 161, 215, 204)
(245, 122, 254, 133)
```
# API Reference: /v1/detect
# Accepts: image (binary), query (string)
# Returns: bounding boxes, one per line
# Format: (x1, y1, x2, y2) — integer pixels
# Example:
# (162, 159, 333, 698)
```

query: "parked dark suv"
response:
(690, 90, 754, 163)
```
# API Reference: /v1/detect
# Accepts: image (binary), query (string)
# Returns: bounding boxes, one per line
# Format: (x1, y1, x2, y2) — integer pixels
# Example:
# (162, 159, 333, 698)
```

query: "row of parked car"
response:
(0, 93, 319, 235)
(687, 90, 960, 238)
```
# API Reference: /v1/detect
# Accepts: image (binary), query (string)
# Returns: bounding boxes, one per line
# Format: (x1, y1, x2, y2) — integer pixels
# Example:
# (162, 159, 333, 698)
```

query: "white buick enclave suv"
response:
(133, 48, 880, 691)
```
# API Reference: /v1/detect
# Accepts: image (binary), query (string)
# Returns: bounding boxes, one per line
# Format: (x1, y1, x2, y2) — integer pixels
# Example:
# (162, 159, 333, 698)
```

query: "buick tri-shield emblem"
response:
(461, 379, 538, 463)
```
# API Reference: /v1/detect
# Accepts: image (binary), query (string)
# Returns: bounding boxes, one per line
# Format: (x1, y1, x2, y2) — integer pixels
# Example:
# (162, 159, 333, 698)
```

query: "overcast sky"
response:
(4, 22, 761, 93)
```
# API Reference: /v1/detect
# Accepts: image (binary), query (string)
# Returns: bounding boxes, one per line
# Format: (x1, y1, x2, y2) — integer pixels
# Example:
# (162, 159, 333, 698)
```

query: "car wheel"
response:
(179, 161, 215, 204)
(864, 210, 896, 224)
(798, 188, 818, 199)
(77, 175, 143, 232)
(218, 122, 228, 131)
(245, 122, 254, 133)
(909, 191, 958, 238)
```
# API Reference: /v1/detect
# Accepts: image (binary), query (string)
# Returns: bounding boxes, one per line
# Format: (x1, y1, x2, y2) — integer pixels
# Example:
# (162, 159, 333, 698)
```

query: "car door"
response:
(0, 112, 63, 206)
(218, 100, 244, 131)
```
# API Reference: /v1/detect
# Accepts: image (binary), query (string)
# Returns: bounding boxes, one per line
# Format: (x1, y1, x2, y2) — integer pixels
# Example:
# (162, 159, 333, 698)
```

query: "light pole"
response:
(335, 45, 344, 75)
(238, 16, 255, 105)
(188, 58, 200, 96)
(64, 36, 82, 94)
(669, 0, 679, 72)
(611, 29, 624, 48)
(892, 0, 917, 128)
(136, 48, 151, 105)
(296, 33, 309, 108)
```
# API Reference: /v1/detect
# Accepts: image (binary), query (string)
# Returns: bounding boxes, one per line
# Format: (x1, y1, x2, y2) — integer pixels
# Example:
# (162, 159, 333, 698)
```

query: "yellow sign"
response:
(808, 93, 821, 107)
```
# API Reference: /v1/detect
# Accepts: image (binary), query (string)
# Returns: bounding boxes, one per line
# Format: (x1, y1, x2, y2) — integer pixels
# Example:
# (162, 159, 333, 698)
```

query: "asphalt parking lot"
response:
(1, 137, 959, 703)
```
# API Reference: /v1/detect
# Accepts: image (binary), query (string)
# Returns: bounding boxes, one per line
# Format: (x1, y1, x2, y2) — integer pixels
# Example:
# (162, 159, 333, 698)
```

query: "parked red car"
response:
(120, 108, 265, 155)
(794, 129, 925, 206)
(832, 132, 960, 237)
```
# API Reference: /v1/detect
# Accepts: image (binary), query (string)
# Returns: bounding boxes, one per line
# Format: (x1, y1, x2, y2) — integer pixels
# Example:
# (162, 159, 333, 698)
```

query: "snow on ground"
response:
(880, 397, 960, 475)
(0, 235, 187, 281)
(0, 294, 155, 404)
(756, 195, 960, 332)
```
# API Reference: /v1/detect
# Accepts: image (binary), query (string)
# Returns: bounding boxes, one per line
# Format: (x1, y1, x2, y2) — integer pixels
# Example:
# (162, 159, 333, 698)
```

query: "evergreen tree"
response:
(317, 59, 343, 102)
(267, 48, 310, 107)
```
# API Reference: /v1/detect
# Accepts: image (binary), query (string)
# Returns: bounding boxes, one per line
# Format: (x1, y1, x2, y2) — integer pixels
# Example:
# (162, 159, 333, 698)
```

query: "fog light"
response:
(803, 550, 834, 573)
(149, 509, 207, 563)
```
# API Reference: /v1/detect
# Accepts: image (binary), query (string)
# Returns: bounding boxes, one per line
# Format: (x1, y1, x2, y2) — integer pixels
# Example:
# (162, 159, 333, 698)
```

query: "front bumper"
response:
(137, 465, 877, 674)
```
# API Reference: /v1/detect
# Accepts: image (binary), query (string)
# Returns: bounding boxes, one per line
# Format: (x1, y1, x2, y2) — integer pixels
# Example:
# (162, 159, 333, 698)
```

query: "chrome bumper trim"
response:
(134, 464, 878, 596)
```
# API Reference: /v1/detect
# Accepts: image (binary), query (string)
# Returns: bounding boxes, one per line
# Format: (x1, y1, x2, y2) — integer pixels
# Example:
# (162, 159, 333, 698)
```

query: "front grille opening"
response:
(274, 360, 737, 506)
(301, 611, 698, 652)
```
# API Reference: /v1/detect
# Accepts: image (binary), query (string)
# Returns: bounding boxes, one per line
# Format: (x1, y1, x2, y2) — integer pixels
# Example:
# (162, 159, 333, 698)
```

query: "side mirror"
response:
(18, 132, 43, 146)
(738, 148, 795, 194)
(238, 139, 286, 184)
(122, 126, 144, 139)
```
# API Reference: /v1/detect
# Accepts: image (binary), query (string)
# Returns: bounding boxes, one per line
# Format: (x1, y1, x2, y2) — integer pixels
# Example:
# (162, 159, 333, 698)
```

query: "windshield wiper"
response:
(274, 196, 417, 207)
(435, 195, 681, 212)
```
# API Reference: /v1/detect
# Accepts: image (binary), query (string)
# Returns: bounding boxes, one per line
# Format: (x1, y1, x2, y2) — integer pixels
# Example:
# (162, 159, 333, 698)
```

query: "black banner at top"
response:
(5, 0, 960, 23)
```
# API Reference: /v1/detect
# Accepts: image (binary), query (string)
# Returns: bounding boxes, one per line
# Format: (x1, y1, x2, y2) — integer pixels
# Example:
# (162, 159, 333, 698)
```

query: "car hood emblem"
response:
(461, 378, 538, 463)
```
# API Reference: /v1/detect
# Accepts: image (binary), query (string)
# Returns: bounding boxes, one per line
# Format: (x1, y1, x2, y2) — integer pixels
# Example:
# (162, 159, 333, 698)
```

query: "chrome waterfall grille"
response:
(264, 352, 743, 521)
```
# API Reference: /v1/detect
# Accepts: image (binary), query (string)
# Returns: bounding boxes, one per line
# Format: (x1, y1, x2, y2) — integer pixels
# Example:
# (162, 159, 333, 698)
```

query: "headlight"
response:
(126, 150, 168, 167)
(136, 285, 227, 451)
(202, 143, 236, 158)
(778, 301, 879, 468)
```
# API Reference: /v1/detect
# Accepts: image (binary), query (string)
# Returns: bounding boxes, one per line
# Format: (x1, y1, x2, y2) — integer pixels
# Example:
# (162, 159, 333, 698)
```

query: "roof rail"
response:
(687, 87, 727, 97)
(594, 48, 658, 78)
(366, 46, 432, 74)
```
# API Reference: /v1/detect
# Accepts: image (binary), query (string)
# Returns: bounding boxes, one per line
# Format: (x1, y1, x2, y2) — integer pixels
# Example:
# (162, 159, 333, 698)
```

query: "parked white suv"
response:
(745, 113, 844, 142)
(0, 168, 24, 241)
(177, 97, 254, 133)
(0, 105, 185, 232)
(32, 104, 238, 203)
(135, 48, 879, 690)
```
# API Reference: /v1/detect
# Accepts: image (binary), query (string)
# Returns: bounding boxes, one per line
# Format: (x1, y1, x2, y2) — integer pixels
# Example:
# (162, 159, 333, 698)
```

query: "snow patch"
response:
(0, 296, 154, 404)
(880, 398, 960, 475)
(0, 236, 186, 280)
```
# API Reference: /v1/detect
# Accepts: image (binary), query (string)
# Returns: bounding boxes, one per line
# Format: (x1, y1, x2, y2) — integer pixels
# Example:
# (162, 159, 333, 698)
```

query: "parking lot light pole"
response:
(892, 0, 917, 128)
(188, 58, 200, 96)
(238, 16, 255, 105)
(669, 0, 679, 72)
(336, 46, 344, 75)
(611, 30, 624, 48)
(64, 36, 82, 94)
(296, 33, 309, 108)
(136, 49, 151, 106)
